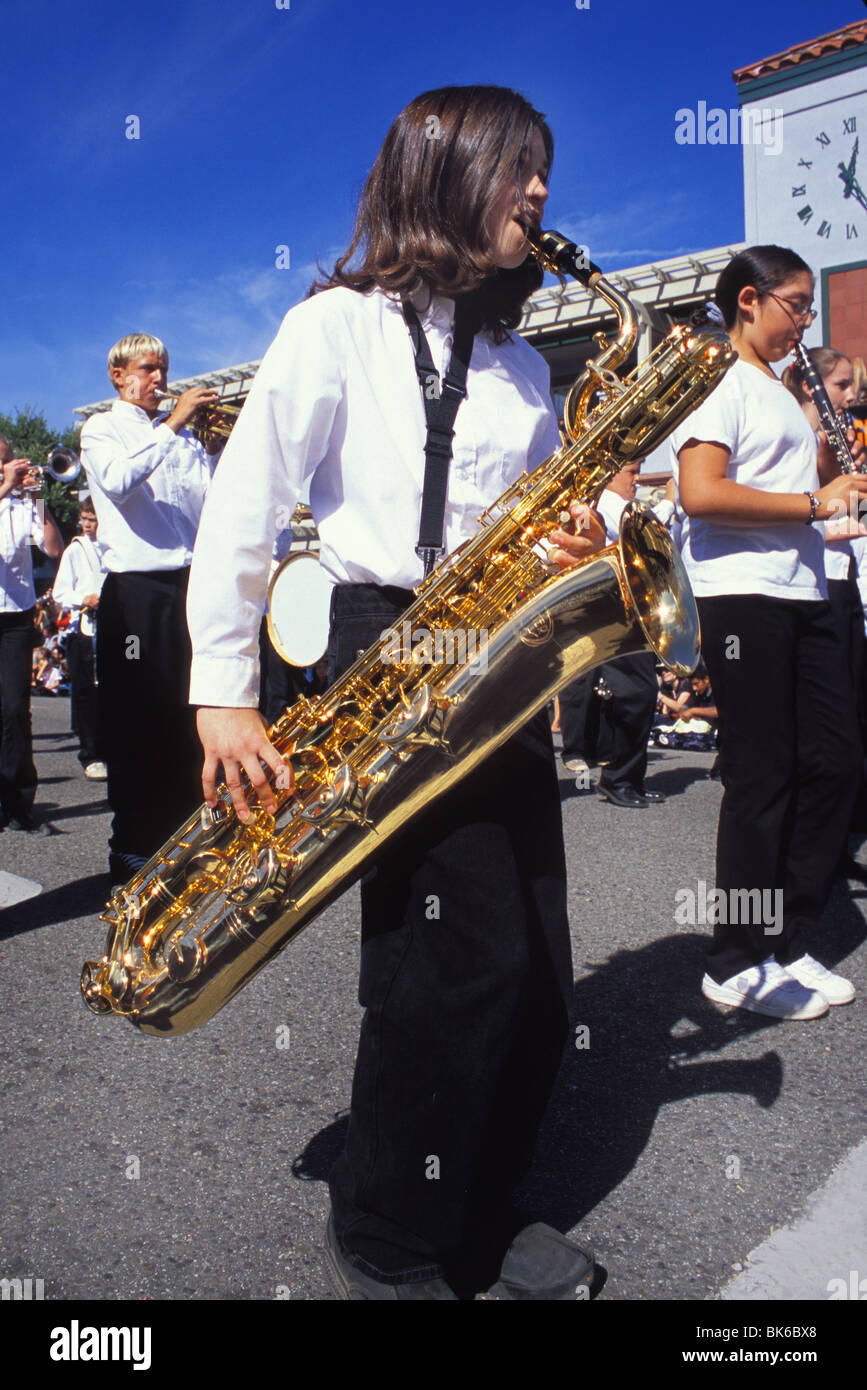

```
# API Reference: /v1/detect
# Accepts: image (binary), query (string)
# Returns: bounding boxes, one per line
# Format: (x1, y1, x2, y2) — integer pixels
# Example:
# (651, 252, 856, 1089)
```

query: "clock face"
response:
(790, 111, 866, 248)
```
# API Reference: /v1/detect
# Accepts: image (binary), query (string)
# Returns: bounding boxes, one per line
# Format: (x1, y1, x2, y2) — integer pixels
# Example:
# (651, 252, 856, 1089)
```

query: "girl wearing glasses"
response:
(669, 246, 867, 1020)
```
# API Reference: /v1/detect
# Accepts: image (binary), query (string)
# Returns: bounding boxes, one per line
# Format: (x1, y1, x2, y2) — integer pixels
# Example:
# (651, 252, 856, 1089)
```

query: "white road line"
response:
(720, 1140, 867, 1301)
(0, 870, 43, 907)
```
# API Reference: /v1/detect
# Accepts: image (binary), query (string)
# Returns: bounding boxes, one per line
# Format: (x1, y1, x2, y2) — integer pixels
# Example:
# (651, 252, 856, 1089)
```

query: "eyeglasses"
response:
(766, 292, 817, 325)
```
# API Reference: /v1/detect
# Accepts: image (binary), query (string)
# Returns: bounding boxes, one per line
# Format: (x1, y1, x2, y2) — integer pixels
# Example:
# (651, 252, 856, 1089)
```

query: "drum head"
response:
(266, 552, 334, 667)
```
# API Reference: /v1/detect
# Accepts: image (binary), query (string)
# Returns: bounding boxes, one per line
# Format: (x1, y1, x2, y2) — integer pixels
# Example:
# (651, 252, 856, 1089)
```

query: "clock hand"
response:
(839, 138, 861, 194)
(838, 165, 867, 214)
(849, 178, 867, 215)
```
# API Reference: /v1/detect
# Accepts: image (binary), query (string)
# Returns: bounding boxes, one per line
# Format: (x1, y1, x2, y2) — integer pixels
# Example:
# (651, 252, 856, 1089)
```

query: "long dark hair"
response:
(311, 86, 554, 343)
(691, 245, 813, 331)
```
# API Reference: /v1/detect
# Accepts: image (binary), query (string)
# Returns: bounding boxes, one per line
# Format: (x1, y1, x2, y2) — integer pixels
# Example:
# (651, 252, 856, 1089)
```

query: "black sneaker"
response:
(5, 815, 54, 837)
(478, 1223, 595, 1300)
(323, 1217, 458, 1300)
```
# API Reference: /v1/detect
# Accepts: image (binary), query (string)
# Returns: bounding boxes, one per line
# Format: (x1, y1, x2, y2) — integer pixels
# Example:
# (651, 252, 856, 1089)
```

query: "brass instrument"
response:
(13, 447, 82, 497)
(81, 227, 736, 1037)
(157, 391, 247, 443)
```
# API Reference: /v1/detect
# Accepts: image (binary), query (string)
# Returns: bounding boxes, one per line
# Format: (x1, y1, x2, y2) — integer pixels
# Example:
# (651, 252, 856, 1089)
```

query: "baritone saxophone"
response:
(81, 228, 736, 1036)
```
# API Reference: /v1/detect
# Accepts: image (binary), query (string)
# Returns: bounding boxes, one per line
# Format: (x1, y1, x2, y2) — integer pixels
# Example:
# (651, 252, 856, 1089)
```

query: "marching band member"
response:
(0, 435, 64, 833)
(188, 86, 606, 1299)
(671, 248, 867, 1020)
(80, 335, 221, 882)
(51, 495, 109, 780)
(559, 461, 675, 805)
(784, 349, 866, 703)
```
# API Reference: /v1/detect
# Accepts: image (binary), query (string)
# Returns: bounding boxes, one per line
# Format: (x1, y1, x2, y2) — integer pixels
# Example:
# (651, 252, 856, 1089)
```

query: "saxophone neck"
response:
(525, 224, 638, 444)
(525, 226, 638, 372)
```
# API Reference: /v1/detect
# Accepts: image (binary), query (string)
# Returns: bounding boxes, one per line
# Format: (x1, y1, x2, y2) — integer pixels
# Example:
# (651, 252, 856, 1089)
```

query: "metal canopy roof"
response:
(73, 360, 262, 422)
(518, 243, 746, 342)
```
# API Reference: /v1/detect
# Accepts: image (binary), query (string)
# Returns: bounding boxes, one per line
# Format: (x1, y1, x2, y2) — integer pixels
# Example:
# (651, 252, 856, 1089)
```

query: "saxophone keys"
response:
(378, 684, 432, 746)
(80, 960, 113, 1013)
(166, 932, 207, 983)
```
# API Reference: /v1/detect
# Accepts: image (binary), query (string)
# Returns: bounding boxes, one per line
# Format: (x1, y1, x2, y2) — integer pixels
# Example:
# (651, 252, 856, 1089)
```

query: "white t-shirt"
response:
(668, 359, 825, 600)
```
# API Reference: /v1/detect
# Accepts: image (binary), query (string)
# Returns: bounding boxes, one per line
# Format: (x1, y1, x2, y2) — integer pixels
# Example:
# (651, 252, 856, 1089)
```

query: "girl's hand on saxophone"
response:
(546, 501, 607, 568)
(197, 707, 292, 822)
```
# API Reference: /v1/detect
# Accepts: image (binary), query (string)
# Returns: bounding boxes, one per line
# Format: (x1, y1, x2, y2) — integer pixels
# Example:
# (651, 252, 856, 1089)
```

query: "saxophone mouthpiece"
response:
(525, 225, 601, 287)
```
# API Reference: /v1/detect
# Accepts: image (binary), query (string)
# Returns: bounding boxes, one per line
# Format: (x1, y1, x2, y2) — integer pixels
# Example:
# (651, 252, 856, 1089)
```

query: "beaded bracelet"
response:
(804, 491, 819, 524)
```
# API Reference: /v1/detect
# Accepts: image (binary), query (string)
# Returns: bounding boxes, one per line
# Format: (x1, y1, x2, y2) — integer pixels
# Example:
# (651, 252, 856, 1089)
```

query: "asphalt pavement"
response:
(2, 693, 866, 1307)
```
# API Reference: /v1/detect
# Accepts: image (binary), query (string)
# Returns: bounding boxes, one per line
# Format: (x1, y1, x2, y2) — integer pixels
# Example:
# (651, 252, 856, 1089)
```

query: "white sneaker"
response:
(563, 757, 590, 776)
(785, 954, 855, 1006)
(701, 958, 829, 1019)
(85, 762, 108, 780)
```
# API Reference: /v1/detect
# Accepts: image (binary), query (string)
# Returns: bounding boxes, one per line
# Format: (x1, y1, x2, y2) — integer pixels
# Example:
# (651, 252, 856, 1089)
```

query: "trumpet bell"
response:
(45, 447, 82, 484)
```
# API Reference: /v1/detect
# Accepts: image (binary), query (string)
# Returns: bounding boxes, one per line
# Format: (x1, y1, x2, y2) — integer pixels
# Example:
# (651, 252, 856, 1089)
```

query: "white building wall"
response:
(741, 63, 867, 344)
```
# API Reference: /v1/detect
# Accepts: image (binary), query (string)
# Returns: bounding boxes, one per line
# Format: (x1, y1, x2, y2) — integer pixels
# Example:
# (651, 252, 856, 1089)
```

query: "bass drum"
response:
(266, 551, 334, 667)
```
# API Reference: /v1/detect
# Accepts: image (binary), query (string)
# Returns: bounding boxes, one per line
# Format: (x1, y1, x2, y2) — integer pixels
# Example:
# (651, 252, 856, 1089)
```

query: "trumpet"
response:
(13, 447, 82, 496)
(156, 391, 246, 443)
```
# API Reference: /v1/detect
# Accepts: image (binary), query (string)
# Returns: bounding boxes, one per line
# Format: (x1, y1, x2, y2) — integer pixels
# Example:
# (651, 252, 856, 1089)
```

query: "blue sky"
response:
(1, 0, 862, 430)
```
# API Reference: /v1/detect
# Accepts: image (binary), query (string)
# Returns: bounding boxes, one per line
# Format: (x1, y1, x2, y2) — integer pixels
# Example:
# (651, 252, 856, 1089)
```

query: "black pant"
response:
(827, 571, 866, 740)
(67, 631, 100, 766)
(326, 584, 573, 1283)
(559, 654, 658, 786)
(596, 652, 659, 791)
(559, 673, 594, 761)
(0, 606, 37, 822)
(96, 569, 202, 862)
(258, 619, 308, 726)
(697, 594, 860, 983)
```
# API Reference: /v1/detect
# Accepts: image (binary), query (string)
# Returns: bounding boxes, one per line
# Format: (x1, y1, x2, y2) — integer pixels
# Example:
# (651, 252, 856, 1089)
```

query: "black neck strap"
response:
(401, 294, 476, 578)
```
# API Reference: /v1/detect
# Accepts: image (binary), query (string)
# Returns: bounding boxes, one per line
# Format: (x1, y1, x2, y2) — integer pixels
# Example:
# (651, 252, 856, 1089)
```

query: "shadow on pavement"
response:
(0, 872, 111, 940)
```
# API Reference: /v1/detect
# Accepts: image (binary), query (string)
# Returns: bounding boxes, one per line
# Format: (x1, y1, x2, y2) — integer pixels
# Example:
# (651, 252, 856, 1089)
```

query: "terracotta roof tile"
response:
(733, 19, 867, 83)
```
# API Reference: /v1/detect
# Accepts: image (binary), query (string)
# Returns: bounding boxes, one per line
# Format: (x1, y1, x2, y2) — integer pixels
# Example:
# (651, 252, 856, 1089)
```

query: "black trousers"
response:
(258, 619, 308, 727)
(827, 571, 866, 737)
(596, 652, 659, 790)
(558, 673, 594, 761)
(326, 584, 573, 1284)
(697, 593, 860, 983)
(559, 654, 658, 786)
(0, 606, 37, 822)
(67, 631, 100, 767)
(96, 569, 202, 862)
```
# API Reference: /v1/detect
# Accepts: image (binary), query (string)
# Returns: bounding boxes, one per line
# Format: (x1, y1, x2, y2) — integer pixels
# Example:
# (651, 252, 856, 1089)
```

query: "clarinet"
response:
(793, 342, 860, 474)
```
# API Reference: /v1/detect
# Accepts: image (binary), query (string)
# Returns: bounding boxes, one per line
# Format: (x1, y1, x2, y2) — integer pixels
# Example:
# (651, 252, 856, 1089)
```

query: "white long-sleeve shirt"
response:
(188, 285, 560, 707)
(596, 487, 676, 545)
(0, 495, 46, 612)
(80, 400, 217, 573)
(52, 534, 108, 633)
